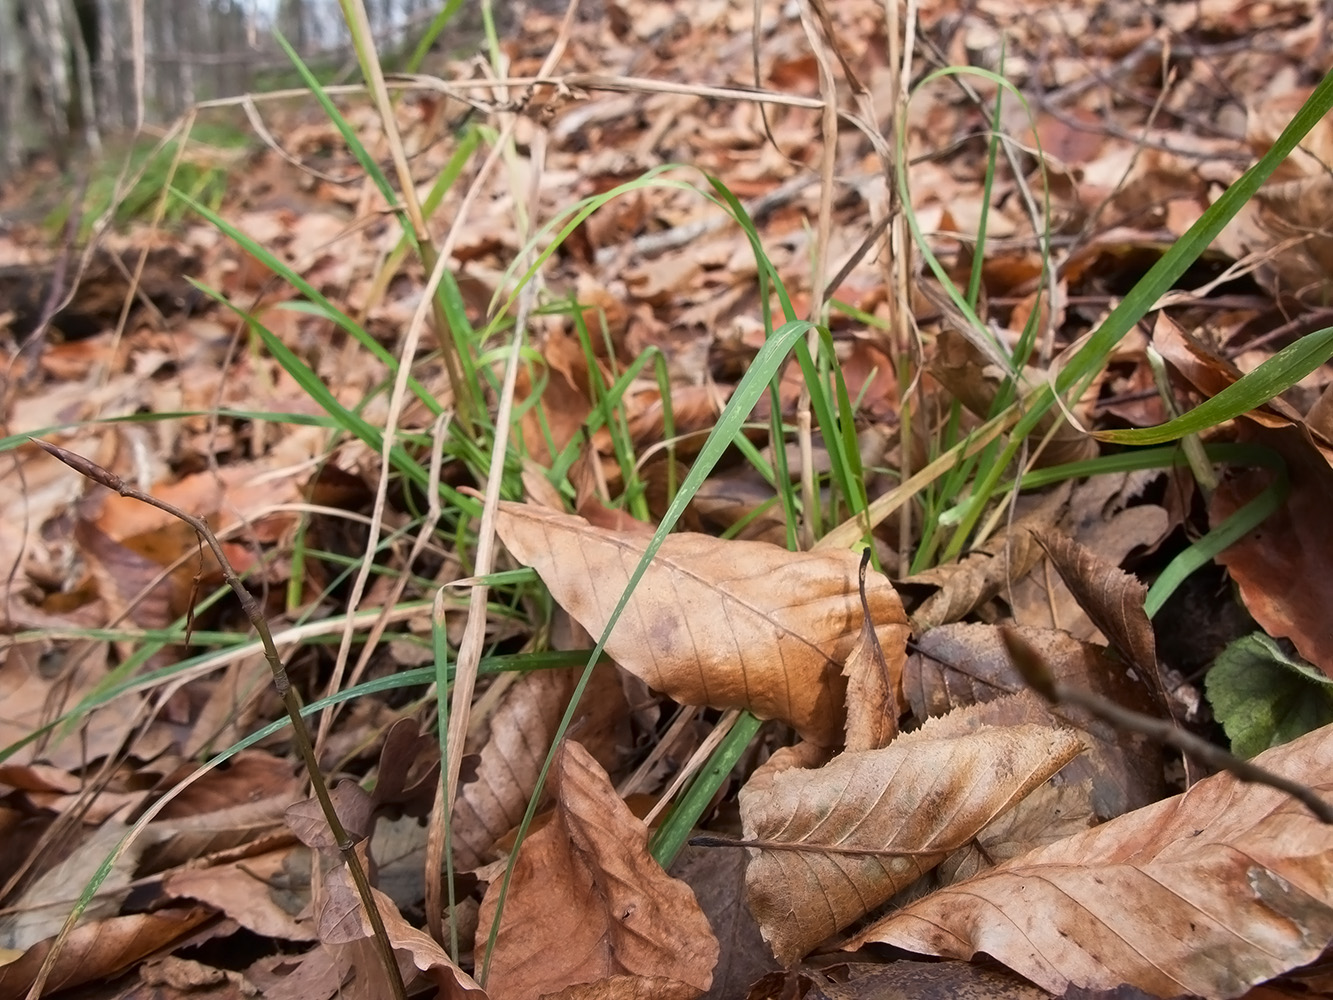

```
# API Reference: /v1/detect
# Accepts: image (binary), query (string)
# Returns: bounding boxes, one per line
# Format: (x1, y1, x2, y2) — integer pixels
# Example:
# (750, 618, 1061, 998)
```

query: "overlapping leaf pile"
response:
(3, 0, 1333, 997)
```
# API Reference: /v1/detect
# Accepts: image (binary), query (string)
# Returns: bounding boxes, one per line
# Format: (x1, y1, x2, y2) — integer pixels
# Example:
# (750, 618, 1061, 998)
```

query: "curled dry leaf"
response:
(494, 502, 909, 745)
(320, 866, 484, 998)
(850, 723, 1333, 999)
(1032, 529, 1159, 688)
(478, 740, 719, 1000)
(740, 723, 1083, 965)
(902, 483, 1065, 632)
(842, 552, 904, 751)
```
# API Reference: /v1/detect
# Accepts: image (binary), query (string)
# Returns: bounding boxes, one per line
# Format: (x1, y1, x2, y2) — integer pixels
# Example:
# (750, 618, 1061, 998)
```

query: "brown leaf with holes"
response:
(494, 502, 909, 746)
(850, 723, 1333, 999)
(740, 723, 1082, 965)
(478, 740, 719, 1000)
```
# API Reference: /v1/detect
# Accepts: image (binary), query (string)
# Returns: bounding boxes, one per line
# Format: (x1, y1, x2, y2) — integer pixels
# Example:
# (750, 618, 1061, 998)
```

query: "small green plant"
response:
(47, 122, 250, 238)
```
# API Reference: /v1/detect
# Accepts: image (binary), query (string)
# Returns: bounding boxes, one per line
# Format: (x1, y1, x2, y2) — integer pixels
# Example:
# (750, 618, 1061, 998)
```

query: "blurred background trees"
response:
(0, 0, 444, 175)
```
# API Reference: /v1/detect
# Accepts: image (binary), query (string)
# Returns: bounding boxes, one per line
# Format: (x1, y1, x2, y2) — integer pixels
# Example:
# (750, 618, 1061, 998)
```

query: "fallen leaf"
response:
(0, 907, 212, 999)
(319, 865, 484, 998)
(494, 502, 910, 745)
(1211, 423, 1333, 677)
(907, 623, 1165, 818)
(1033, 529, 1159, 687)
(163, 846, 315, 942)
(850, 723, 1333, 999)
(478, 740, 719, 1000)
(452, 664, 627, 871)
(669, 845, 779, 1000)
(842, 551, 902, 750)
(0, 822, 154, 952)
(740, 723, 1082, 965)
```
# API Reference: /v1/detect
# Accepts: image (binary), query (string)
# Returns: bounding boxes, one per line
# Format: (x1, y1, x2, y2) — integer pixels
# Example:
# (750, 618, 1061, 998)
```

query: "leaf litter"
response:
(2, 0, 1333, 997)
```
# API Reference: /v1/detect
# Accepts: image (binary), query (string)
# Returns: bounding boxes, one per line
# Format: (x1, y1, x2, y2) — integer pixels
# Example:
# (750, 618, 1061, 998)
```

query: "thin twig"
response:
(30, 439, 408, 1000)
(1000, 626, 1333, 824)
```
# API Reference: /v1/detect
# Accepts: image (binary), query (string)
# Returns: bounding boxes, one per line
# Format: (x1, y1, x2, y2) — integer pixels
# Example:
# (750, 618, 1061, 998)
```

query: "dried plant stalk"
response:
(32, 438, 408, 1000)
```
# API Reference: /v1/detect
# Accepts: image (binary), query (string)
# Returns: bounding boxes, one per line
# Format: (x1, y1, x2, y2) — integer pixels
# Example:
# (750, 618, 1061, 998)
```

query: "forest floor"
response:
(3, 1, 1333, 998)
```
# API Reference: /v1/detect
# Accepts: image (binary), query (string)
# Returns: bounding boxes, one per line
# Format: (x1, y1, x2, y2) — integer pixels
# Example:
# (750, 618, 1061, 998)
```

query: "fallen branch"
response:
(1000, 625, 1333, 824)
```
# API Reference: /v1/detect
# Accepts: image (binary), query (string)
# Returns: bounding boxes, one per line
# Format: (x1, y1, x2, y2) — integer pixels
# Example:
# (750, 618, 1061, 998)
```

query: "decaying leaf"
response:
(495, 502, 910, 745)
(842, 551, 903, 750)
(740, 723, 1082, 965)
(1210, 422, 1333, 678)
(319, 865, 484, 998)
(851, 723, 1333, 999)
(163, 846, 315, 942)
(0, 907, 213, 999)
(479, 740, 719, 1000)
(1032, 529, 1159, 688)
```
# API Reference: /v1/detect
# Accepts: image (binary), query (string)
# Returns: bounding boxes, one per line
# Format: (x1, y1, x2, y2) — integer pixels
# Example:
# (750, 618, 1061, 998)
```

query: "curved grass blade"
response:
(1097, 326, 1333, 446)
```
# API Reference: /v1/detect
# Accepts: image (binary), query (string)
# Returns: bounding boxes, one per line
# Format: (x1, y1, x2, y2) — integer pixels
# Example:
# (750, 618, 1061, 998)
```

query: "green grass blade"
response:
(649, 712, 764, 866)
(943, 66, 1333, 560)
(1144, 456, 1288, 618)
(1097, 326, 1333, 446)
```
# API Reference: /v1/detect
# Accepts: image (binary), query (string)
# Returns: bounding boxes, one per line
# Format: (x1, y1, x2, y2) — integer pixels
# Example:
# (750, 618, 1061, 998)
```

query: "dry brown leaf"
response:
(851, 723, 1333, 999)
(814, 960, 1054, 1000)
(320, 866, 484, 998)
(1008, 475, 1169, 642)
(669, 845, 780, 1000)
(740, 723, 1083, 965)
(286, 781, 375, 857)
(842, 552, 903, 750)
(1211, 422, 1333, 677)
(902, 484, 1066, 631)
(1032, 529, 1158, 686)
(0, 822, 155, 953)
(163, 846, 315, 942)
(494, 502, 909, 745)
(0, 641, 151, 772)
(907, 624, 1165, 818)
(452, 664, 627, 871)
(0, 907, 212, 999)
(478, 740, 719, 1000)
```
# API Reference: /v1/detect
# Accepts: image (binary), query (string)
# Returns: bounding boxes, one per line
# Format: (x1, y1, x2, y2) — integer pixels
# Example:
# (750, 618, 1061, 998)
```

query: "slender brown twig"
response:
(1000, 626, 1333, 824)
(31, 438, 408, 1000)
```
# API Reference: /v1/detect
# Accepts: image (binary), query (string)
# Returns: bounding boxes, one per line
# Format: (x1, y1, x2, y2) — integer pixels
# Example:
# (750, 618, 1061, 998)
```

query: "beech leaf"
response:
(851, 723, 1333, 999)
(740, 723, 1083, 965)
(495, 502, 909, 745)
(479, 740, 719, 1000)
